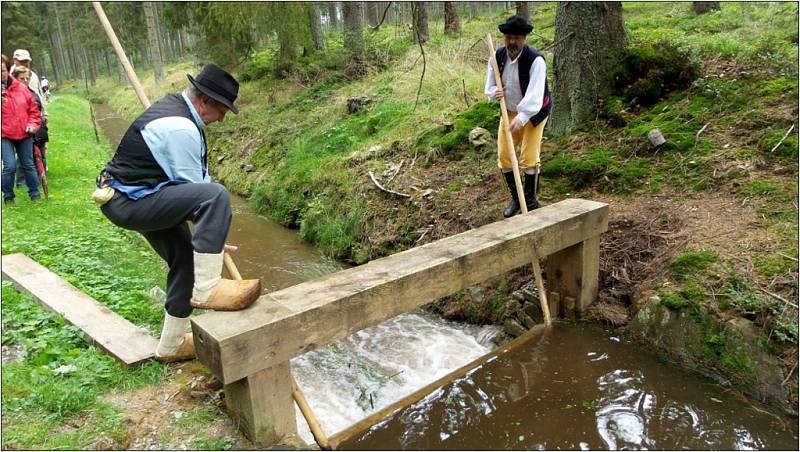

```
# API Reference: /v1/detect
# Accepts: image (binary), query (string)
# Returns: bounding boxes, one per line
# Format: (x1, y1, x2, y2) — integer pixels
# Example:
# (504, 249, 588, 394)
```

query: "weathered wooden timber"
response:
(191, 198, 609, 446)
(2, 253, 158, 366)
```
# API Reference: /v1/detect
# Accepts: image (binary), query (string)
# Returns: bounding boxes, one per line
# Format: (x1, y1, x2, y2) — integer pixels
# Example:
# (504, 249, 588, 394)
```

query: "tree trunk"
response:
(444, 1, 461, 36)
(144, 2, 164, 83)
(515, 1, 530, 18)
(692, 2, 720, 14)
(551, 1, 627, 136)
(66, 18, 81, 81)
(309, 3, 325, 50)
(412, 2, 429, 43)
(343, 2, 365, 59)
(328, 2, 339, 29)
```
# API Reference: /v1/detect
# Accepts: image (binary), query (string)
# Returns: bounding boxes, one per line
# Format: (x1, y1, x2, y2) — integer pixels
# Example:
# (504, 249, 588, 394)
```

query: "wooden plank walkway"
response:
(2, 253, 158, 366)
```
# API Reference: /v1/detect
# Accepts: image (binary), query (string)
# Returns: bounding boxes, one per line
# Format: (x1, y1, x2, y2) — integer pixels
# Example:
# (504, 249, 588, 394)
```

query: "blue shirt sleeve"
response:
(141, 116, 210, 184)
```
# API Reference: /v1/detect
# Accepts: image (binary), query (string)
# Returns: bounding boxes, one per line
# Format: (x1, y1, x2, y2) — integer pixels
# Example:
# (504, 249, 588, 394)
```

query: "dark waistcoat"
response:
(495, 44, 552, 126)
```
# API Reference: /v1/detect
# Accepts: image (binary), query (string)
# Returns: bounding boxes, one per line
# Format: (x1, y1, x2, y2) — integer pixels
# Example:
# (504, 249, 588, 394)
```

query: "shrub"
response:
(612, 42, 701, 106)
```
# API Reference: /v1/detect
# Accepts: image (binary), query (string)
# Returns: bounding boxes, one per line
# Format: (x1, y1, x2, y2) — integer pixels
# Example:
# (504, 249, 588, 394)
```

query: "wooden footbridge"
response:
(192, 198, 608, 447)
(3, 198, 607, 447)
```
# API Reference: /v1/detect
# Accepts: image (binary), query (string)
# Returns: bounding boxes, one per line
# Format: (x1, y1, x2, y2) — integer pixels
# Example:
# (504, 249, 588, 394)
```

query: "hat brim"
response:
(187, 74, 239, 114)
(498, 24, 533, 35)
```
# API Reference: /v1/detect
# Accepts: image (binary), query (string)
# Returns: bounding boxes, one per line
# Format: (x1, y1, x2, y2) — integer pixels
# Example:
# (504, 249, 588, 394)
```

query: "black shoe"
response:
(30, 195, 41, 202)
(4, 198, 14, 206)
(524, 172, 540, 211)
(502, 171, 521, 218)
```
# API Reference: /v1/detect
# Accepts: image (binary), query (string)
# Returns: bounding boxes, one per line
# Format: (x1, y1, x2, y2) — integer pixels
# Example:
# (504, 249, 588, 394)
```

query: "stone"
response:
(349, 144, 384, 162)
(648, 128, 666, 148)
(244, 164, 255, 173)
(503, 318, 527, 338)
(217, 155, 225, 163)
(517, 311, 537, 329)
(523, 301, 543, 324)
(467, 286, 485, 304)
(468, 127, 492, 148)
(347, 96, 372, 114)
(521, 288, 539, 304)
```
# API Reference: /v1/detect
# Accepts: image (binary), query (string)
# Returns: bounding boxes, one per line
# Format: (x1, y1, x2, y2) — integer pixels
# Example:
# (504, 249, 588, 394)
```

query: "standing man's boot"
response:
(155, 312, 196, 362)
(190, 251, 261, 311)
(502, 171, 521, 218)
(524, 172, 540, 211)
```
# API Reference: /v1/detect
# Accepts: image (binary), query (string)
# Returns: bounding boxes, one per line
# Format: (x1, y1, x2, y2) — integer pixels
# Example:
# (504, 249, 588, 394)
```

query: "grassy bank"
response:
(90, 1, 797, 410)
(1, 95, 242, 449)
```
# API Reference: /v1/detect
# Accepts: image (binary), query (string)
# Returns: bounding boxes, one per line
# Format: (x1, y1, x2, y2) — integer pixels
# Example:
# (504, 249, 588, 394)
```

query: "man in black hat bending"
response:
(94, 64, 261, 362)
(485, 15, 552, 217)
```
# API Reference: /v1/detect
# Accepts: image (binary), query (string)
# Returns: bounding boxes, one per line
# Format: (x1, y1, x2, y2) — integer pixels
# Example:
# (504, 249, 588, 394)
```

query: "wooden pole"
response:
(291, 375, 331, 450)
(92, 2, 150, 109)
(92, 1, 242, 280)
(485, 34, 552, 326)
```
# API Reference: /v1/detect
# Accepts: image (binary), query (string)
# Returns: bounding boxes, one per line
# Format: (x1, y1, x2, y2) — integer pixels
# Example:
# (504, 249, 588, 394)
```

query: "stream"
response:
(94, 102, 798, 450)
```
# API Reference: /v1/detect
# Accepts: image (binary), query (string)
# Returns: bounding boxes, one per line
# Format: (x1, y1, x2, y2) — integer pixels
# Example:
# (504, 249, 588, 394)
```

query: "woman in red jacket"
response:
(2, 54, 41, 204)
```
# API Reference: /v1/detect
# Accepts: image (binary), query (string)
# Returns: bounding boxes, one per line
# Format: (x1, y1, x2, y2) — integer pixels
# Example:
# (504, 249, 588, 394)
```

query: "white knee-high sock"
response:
(156, 312, 190, 356)
(192, 251, 223, 302)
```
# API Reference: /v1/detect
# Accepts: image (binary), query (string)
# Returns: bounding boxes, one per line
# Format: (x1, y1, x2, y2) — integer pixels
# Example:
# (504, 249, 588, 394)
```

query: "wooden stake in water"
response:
(485, 33, 552, 326)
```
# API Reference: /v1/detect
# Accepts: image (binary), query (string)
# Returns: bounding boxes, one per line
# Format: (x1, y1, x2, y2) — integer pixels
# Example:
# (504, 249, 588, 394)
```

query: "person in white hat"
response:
(12, 50, 46, 111)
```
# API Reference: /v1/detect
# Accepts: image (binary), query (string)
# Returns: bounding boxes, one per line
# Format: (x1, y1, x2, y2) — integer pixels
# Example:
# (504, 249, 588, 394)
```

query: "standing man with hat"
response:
(485, 15, 552, 217)
(95, 64, 261, 362)
(11, 50, 45, 109)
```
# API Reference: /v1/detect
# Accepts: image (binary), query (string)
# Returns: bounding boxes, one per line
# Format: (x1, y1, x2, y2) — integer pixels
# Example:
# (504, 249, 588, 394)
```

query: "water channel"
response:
(93, 101, 797, 450)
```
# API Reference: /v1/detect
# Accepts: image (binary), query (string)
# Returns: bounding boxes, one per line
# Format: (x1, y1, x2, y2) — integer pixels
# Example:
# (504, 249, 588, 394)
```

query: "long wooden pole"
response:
(92, 1, 242, 280)
(92, 2, 150, 109)
(485, 34, 552, 326)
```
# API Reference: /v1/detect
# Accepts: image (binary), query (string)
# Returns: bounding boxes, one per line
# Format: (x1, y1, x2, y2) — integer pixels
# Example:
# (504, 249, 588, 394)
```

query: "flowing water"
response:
(94, 103, 797, 450)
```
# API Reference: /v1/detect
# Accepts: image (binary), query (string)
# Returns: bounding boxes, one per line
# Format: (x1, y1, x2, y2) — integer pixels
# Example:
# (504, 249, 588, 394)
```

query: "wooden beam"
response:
(1, 253, 158, 366)
(193, 198, 609, 384)
(544, 234, 601, 315)
(224, 361, 297, 446)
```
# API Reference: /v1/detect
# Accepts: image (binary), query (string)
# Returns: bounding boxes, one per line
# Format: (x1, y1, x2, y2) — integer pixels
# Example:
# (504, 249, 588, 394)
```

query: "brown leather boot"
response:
(190, 278, 261, 311)
(156, 333, 196, 363)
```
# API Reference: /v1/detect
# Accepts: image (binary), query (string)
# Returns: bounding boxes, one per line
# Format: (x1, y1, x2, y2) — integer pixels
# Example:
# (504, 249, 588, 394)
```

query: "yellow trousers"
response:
(497, 111, 547, 170)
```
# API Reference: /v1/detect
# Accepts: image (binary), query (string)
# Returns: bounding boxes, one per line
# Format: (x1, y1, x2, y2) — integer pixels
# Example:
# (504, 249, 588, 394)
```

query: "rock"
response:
(346, 96, 372, 114)
(244, 164, 255, 172)
(523, 301, 543, 324)
(149, 286, 166, 304)
(517, 311, 537, 329)
(467, 286, 485, 304)
(216, 155, 225, 163)
(503, 318, 527, 338)
(349, 144, 383, 162)
(648, 128, 666, 148)
(468, 127, 493, 148)
(521, 288, 539, 304)
(724, 317, 787, 405)
(206, 378, 223, 391)
(190, 390, 207, 399)
(511, 291, 526, 304)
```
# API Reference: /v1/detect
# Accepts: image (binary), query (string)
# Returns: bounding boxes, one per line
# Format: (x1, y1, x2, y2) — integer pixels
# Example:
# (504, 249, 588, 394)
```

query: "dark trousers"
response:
(101, 183, 232, 317)
(2, 138, 40, 200)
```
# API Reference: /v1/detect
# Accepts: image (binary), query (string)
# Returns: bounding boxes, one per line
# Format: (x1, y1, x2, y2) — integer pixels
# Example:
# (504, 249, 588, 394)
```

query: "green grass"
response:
(0, 95, 236, 449)
(669, 250, 717, 280)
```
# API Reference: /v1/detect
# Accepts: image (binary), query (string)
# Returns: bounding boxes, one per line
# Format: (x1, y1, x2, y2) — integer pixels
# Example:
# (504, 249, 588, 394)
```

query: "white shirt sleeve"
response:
(514, 57, 546, 125)
(141, 117, 207, 184)
(485, 58, 498, 100)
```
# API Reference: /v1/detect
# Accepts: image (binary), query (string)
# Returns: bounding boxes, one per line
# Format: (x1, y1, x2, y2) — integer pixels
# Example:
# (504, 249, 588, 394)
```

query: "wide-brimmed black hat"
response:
(187, 64, 239, 114)
(498, 15, 533, 35)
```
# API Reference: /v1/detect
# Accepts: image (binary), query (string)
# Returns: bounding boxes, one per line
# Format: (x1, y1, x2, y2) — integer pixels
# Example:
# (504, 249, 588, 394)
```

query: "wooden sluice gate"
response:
(191, 198, 609, 447)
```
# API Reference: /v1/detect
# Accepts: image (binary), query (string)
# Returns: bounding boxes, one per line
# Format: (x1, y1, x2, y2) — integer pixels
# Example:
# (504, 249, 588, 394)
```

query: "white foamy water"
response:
(289, 310, 503, 444)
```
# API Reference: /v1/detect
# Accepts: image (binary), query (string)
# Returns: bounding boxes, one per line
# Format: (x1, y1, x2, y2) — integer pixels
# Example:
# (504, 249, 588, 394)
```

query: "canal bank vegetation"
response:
(86, 2, 797, 413)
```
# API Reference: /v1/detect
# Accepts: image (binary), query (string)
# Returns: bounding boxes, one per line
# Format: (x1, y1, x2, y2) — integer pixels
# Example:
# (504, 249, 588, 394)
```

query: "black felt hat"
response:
(498, 15, 533, 35)
(187, 64, 240, 114)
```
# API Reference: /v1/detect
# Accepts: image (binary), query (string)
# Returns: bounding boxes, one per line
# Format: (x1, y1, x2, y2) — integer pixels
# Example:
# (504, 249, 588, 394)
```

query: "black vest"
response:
(103, 94, 207, 187)
(496, 45, 552, 126)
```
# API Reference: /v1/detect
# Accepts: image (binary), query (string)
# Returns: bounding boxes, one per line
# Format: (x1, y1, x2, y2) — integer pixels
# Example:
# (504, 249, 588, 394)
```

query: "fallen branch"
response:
(385, 159, 405, 185)
(414, 226, 433, 245)
(782, 360, 798, 386)
(369, 1, 393, 32)
(778, 252, 799, 262)
(695, 122, 709, 138)
(756, 285, 798, 309)
(770, 124, 795, 153)
(368, 171, 410, 198)
(541, 31, 574, 52)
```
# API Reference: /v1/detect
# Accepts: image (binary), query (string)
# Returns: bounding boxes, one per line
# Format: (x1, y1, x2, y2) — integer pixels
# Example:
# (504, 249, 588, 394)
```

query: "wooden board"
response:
(2, 253, 159, 366)
(193, 198, 609, 384)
